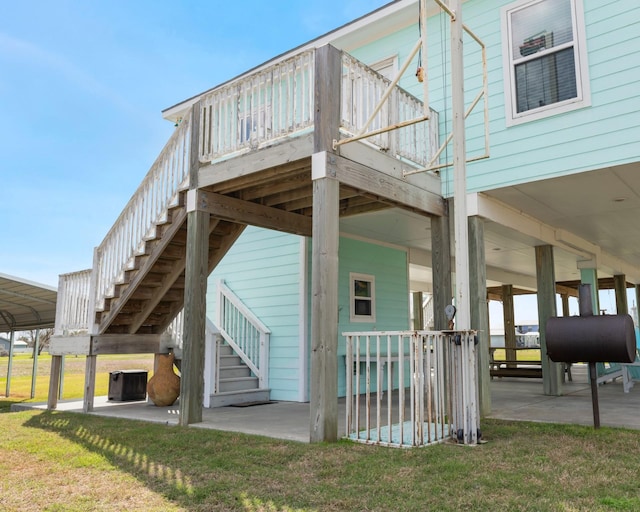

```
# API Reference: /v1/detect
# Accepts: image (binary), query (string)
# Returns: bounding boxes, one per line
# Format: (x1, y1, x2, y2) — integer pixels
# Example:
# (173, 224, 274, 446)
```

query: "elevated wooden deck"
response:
(50, 45, 445, 427)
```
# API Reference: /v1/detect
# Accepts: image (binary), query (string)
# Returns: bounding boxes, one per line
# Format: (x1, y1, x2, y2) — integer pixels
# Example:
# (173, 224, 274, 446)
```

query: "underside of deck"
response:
(97, 136, 444, 336)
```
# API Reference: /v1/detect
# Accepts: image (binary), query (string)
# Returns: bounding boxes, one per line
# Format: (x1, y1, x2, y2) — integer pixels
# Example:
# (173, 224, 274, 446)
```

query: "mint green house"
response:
(49, 0, 640, 442)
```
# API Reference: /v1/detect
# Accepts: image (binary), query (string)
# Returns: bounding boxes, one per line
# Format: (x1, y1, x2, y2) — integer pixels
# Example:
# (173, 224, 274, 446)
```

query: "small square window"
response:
(502, 0, 590, 125)
(350, 273, 375, 322)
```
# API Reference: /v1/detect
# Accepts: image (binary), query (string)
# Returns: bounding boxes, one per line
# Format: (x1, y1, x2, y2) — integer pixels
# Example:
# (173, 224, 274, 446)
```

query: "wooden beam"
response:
(331, 153, 445, 217)
(49, 335, 91, 355)
(180, 209, 209, 426)
(90, 334, 162, 355)
(535, 245, 563, 396)
(193, 190, 312, 237)
(199, 134, 314, 189)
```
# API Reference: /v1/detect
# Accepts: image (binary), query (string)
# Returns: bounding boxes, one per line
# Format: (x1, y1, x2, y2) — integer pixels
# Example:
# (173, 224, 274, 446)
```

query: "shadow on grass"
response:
(24, 410, 318, 511)
(0, 398, 28, 413)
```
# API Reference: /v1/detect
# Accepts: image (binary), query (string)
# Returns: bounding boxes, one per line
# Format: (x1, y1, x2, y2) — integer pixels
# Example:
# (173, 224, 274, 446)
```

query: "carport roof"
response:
(0, 273, 57, 332)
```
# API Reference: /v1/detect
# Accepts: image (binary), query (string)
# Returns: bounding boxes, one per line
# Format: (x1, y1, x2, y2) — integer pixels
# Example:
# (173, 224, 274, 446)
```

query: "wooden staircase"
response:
(95, 192, 246, 335)
(209, 343, 270, 407)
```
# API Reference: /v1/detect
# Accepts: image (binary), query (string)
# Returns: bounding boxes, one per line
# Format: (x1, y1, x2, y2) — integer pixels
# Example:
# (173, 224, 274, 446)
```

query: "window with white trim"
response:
(350, 273, 376, 323)
(502, 0, 590, 125)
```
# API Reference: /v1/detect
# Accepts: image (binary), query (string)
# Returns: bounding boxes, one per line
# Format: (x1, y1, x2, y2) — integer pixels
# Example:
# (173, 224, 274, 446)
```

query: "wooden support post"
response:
(309, 44, 341, 443)
(431, 200, 452, 331)
(502, 284, 516, 367)
(535, 245, 563, 396)
(179, 100, 207, 426)
(310, 173, 339, 443)
(180, 209, 209, 426)
(614, 274, 628, 314)
(83, 355, 97, 412)
(469, 216, 490, 415)
(412, 292, 424, 329)
(580, 267, 600, 313)
(47, 355, 63, 410)
(561, 293, 570, 317)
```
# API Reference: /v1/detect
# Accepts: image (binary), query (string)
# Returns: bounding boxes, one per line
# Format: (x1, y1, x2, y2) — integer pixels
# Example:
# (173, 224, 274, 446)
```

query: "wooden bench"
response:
(489, 347, 573, 380)
(490, 347, 541, 378)
(490, 358, 543, 378)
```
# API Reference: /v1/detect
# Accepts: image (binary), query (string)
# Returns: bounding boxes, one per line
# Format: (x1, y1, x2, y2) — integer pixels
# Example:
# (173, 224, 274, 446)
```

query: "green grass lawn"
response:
(1, 408, 639, 511)
(3, 354, 640, 510)
(491, 348, 540, 361)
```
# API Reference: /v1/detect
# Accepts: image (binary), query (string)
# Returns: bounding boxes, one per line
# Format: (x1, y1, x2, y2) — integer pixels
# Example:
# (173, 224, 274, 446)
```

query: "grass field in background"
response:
(491, 348, 540, 361)
(0, 353, 154, 404)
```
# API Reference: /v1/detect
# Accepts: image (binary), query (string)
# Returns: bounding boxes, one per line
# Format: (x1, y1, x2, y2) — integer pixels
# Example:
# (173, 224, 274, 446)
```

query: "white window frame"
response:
(501, 0, 591, 126)
(350, 272, 376, 323)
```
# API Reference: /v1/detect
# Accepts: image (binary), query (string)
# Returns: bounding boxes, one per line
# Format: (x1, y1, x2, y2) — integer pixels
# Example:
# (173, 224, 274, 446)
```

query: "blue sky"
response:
(0, 0, 389, 287)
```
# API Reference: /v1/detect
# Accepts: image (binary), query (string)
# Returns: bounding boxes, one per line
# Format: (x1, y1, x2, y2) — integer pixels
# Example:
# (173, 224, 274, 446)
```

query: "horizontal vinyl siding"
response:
(348, 0, 640, 193)
(456, 0, 640, 192)
(207, 226, 302, 401)
(335, 237, 410, 397)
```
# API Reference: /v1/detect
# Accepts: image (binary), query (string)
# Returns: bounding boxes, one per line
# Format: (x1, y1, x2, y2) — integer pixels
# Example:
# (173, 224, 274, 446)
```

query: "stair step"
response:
(220, 354, 242, 366)
(218, 344, 234, 356)
(218, 376, 258, 392)
(219, 365, 251, 379)
(208, 389, 270, 408)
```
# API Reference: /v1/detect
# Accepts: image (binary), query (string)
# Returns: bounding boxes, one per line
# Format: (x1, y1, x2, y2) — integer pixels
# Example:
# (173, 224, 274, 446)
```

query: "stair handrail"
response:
(423, 294, 435, 330)
(215, 279, 270, 389)
(92, 109, 193, 312)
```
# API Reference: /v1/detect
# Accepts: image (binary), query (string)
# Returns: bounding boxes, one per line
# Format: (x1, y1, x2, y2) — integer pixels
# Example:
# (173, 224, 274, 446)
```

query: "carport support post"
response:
(535, 245, 563, 396)
(30, 328, 40, 399)
(5, 330, 15, 396)
(469, 216, 491, 415)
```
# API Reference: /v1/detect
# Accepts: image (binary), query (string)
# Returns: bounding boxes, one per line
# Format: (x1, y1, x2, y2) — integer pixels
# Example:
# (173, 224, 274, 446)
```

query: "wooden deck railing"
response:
(54, 270, 92, 335)
(344, 330, 479, 447)
(199, 51, 316, 162)
(70, 46, 438, 335)
(340, 53, 439, 166)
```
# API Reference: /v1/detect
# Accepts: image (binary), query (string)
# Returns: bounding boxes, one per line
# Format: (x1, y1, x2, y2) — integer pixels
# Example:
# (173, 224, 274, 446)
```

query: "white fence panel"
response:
(344, 330, 479, 447)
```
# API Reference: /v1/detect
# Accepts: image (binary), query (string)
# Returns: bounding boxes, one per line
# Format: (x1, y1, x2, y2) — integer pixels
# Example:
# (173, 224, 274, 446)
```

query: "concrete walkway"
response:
(12, 364, 640, 443)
